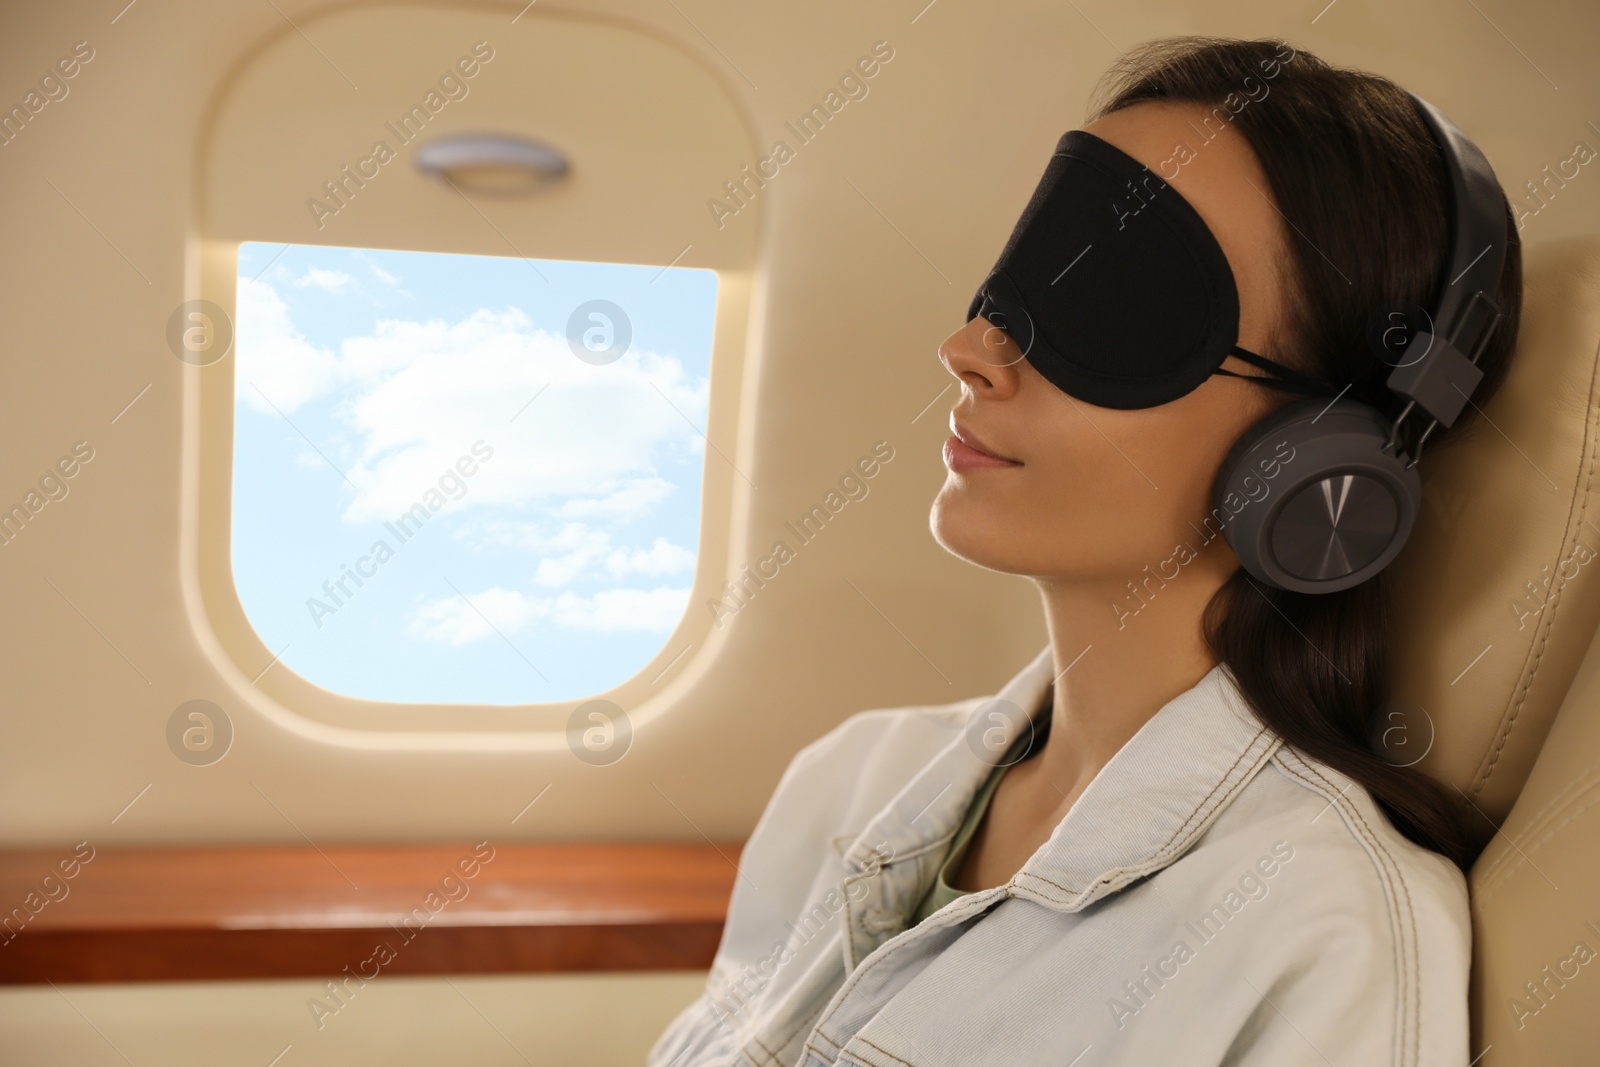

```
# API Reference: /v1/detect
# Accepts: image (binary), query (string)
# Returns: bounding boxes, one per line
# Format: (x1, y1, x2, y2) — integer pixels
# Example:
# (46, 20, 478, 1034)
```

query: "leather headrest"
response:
(1391, 234, 1600, 844)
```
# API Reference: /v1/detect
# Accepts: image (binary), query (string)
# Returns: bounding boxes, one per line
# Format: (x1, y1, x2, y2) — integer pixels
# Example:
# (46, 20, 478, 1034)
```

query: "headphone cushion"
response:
(1211, 398, 1423, 593)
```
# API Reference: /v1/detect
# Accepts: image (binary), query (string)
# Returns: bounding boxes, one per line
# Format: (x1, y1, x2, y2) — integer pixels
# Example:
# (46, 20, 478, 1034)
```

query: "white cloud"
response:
(470, 522, 694, 588)
(530, 523, 613, 588)
(293, 268, 358, 293)
(239, 277, 709, 651)
(604, 537, 696, 579)
(368, 264, 400, 285)
(548, 587, 691, 631)
(331, 307, 708, 524)
(235, 287, 709, 526)
(235, 278, 343, 413)
(406, 584, 691, 642)
(556, 477, 675, 522)
(406, 586, 529, 645)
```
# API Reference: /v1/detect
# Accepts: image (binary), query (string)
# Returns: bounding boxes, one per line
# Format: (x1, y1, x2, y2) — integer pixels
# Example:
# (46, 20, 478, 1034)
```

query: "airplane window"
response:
(231, 241, 717, 705)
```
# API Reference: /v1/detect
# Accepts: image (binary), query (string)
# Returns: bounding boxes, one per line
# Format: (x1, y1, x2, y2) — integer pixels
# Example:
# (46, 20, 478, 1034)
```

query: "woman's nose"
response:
(938, 316, 1025, 399)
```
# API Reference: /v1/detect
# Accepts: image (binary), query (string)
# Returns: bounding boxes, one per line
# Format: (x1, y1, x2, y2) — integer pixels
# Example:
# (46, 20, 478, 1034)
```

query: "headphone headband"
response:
(1405, 92, 1508, 347)
(1382, 92, 1509, 453)
(1213, 87, 1511, 594)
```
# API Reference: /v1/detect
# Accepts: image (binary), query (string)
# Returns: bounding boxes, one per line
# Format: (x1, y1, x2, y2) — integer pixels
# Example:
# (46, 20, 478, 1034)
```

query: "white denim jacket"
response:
(648, 646, 1471, 1067)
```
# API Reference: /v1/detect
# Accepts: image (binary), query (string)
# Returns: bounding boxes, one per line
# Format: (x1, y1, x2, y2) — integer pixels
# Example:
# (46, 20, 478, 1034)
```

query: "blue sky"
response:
(232, 242, 717, 705)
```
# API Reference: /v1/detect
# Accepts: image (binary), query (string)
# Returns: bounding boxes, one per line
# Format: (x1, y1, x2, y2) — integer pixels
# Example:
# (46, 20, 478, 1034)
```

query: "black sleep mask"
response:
(966, 129, 1339, 409)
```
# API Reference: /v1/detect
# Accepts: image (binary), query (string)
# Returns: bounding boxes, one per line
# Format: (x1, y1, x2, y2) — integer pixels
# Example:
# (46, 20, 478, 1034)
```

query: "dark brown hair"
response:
(1088, 36, 1523, 871)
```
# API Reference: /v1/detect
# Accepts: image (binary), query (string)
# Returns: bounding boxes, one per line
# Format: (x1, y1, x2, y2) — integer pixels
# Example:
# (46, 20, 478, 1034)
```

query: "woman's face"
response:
(930, 100, 1297, 585)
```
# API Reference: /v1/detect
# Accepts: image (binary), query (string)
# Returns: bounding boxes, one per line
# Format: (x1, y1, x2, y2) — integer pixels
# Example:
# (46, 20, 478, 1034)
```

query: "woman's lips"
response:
(944, 423, 1022, 473)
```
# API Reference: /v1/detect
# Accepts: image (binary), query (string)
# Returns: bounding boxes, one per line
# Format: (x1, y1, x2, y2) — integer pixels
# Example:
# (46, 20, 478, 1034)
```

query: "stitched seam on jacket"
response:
(784, 1001, 843, 1061)
(1287, 754, 1419, 1067)
(745, 1032, 786, 1067)
(823, 827, 959, 1022)
(785, 1012, 838, 1061)
(803, 933, 907, 1055)
(857, 1036, 921, 1067)
(801, 888, 988, 1057)
(805, 1026, 842, 1056)
(1478, 331, 1600, 795)
(789, 970, 873, 1063)
(801, 1040, 832, 1064)
(1152, 724, 1273, 854)
(1019, 727, 1274, 902)
(853, 1035, 918, 1067)
(735, 1032, 771, 1067)
(1278, 751, 1419, 1067)
(844, 827, 959, 877)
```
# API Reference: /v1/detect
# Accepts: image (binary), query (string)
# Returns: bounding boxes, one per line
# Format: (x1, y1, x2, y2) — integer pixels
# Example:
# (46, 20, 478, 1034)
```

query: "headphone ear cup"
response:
(1212, 398, 1423, 594)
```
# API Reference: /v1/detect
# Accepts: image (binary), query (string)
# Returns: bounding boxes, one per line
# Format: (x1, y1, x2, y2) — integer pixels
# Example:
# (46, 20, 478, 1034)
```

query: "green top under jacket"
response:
(909, 721, 1047, 924)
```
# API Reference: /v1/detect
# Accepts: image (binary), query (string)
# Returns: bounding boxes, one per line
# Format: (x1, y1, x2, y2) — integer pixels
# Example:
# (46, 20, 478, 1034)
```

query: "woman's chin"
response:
(929, 494, 1013, 571)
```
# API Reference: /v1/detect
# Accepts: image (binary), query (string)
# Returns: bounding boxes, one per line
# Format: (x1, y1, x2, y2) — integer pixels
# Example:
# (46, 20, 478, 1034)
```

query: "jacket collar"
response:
(839, 645, 1062, 878)
(839, 645, 1280, 964)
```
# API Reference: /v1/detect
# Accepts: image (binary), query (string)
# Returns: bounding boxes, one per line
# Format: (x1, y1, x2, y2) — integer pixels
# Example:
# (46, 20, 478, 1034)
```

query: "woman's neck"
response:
(1026, 561, 1233, 810)
(945, 555, 1241, 894)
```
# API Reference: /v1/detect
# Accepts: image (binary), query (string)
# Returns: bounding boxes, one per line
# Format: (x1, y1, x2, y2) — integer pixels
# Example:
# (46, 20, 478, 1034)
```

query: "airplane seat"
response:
(1381, 232, 1600, 1064)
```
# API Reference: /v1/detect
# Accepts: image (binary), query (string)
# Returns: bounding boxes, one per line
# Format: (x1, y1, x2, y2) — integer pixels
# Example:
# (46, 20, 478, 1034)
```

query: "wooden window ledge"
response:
(0, 841, 742, 984)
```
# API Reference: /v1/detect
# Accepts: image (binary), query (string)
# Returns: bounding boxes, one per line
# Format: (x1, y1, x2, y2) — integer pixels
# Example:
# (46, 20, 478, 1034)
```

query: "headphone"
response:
(1212, 90, 1509, 595)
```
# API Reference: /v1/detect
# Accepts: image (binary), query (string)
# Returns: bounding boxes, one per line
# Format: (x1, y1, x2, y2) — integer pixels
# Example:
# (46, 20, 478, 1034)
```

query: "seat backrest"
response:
(1385, 233, 1600, 1063)
(1472, 615, 1600, 1062)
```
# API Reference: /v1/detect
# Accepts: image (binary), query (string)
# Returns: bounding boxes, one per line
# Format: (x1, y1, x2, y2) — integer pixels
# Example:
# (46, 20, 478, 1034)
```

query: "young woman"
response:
(650, 35, 1523, 1067)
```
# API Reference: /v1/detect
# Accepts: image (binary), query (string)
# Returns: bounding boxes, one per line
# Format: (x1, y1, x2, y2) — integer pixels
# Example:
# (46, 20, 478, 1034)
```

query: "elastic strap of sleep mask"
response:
(1215, 344, 1345, 398)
